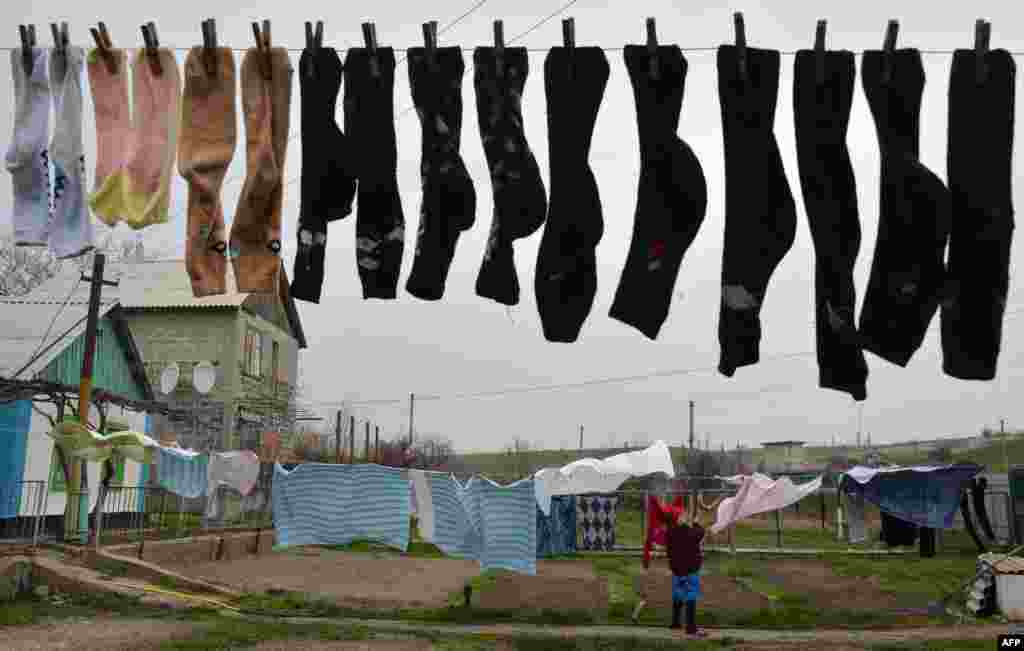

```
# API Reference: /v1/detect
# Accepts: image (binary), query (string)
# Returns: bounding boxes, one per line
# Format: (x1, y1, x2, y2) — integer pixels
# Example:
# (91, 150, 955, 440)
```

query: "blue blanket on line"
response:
(156, 447, 209, 499)
(272, 463, 410, 550)
(422, 473, 536, 574)
(842, 464, 982, 530)
(537, 495, 577, 557)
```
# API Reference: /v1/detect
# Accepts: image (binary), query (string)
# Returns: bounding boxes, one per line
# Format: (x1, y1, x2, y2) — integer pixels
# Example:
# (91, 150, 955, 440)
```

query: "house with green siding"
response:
(118, 260, 307, 452)
(0, 265, 155, 521)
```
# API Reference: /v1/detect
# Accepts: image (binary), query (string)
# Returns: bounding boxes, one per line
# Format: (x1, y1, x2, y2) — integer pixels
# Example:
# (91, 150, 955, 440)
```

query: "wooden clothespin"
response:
(734, 12, 747, 82)
(18, 25, 33, 75)
(304, 21, 315, 78)
(141, 22, 163, 75)
(562, 17, 575, 78)
(814, 20, 827, 85)
(202, 19, 218, 76)
(881, 20, 898, 86)
(493, 20, 505, 78)
(50, 22, 69, 63)
(974, 19, 991, 85)
(362, 22, 380, 78)
(90, 22, 117, 74)
(252, 20, 272, 79)
(422, 21, 438, 71)
(646, 17, 659, 80)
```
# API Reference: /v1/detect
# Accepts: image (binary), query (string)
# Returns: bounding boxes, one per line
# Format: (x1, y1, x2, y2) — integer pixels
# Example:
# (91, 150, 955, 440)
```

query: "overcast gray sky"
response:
(3, 0, 1023, 453)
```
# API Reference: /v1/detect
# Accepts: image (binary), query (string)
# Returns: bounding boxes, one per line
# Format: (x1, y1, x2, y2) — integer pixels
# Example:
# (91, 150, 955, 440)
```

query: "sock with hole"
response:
(86, 47, 129, 227)
(534, 47, 609, 342)
(609, 45, 707, 340)
(405, 46, 477, 301)
(942, 49, 1016, 380)
(793, 49, 867, 401)
(179, 46, 237, 297)
(858, 49, 952, 366)
(716, 45, 798, 376)
(344, 47, 405, 300)
(229, 47, 293, 293)
(473, 47, 548, 306)
(292, 47, 357, 304)
(48, 46, 93, 259)
(6, 48, 51, 247)
(122, 48, 181, 229)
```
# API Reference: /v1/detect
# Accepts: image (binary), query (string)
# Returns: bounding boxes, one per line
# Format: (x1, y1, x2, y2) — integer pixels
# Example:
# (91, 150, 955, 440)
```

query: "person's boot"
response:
(670, 600, 682, 629)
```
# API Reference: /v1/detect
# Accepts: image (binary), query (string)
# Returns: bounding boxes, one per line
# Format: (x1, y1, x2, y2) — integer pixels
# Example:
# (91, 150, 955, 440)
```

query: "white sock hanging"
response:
(48, 45, 93, 259)
(5, 48, 52, 246)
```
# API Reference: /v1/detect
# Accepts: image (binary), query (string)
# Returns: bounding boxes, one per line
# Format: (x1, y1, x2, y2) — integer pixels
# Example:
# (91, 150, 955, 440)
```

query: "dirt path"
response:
(248, 614, 1014, 645)
(0, 617, 198, 651)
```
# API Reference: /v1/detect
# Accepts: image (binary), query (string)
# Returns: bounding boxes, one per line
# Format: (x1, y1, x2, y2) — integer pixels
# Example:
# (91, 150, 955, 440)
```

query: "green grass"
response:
(158, 619, 372, 650)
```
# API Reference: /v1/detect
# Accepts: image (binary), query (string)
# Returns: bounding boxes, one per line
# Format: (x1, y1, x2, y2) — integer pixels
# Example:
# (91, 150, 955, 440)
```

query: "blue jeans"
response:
(671, 572, 702, 603)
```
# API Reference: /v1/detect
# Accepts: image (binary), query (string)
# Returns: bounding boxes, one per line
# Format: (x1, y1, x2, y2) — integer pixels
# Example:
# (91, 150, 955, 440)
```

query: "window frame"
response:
(243, 327, 263, 379)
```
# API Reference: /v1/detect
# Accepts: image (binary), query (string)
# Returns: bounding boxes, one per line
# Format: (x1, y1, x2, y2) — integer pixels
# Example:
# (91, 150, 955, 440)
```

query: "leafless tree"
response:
(411, 433, 454, 469)
(0, 236, 61, 296)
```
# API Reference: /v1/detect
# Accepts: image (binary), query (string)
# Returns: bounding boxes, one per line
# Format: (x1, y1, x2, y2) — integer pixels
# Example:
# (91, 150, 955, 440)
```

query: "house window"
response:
(271, 341, 280, 385)
(244, 328, 263, 378)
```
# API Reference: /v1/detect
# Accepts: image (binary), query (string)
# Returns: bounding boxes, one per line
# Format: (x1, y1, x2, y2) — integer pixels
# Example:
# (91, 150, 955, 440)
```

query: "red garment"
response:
(642, 495, 684, 568)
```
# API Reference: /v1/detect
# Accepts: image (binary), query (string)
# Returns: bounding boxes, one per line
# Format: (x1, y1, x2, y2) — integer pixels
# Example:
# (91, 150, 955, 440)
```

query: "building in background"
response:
(0, 266, 154, 521)
(118, 260, 308, 452)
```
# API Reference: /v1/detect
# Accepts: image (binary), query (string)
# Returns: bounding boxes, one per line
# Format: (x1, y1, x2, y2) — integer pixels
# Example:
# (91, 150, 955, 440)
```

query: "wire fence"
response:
(3, 467, 1017, 555)
(0, 481, 47, 547)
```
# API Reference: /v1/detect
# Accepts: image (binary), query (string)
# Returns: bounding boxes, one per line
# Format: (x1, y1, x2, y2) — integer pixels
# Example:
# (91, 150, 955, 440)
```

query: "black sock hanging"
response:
(609, 45, 707, 340)
(942, 49, 1016, 380)
(793, 49, 868, 401)
(716, 45, 797, 376)
(473, 47, 548, 306)
(292, 47, 358, 304)
(344, 47, 404, 300)
(405, 47, 477, 301)
(534, 47, 609, 343)
(858, 49, 952, 366)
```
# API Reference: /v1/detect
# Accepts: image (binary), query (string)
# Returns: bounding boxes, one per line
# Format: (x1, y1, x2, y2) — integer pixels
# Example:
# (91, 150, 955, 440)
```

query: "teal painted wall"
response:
(39, 315, 146, 401)
(0, 400, 31, 518)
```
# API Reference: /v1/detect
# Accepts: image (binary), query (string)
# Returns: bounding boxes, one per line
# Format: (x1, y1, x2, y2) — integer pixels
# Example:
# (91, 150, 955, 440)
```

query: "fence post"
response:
(775, 508, 782, 548)
(641, 489, 647, 549)
(820, 492, 826, 530)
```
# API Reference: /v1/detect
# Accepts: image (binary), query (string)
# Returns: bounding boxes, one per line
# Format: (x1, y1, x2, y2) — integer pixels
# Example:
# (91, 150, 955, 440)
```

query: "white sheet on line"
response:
(710, 472, 823, 534)
(533, 440, 675, 516)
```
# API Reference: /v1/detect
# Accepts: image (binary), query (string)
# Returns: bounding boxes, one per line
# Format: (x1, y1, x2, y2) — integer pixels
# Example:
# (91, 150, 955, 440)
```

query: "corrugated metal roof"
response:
(118, 260, 248, 309)
(0, 265, 118, 378)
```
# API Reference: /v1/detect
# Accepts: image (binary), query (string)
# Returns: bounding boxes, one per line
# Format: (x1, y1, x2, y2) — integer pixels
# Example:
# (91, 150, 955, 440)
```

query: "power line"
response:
(327, 306, 1024, 408)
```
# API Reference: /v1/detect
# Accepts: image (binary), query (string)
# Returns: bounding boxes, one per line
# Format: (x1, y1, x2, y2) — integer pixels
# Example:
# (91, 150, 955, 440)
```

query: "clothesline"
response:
(3, 45, 1023, 56)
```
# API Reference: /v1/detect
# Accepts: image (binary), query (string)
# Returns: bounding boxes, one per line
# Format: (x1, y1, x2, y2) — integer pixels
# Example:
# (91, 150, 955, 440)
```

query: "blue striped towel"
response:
(272, 463, 410, 550)
(417, 472, 536, 575)
(156, 447, 209, 498)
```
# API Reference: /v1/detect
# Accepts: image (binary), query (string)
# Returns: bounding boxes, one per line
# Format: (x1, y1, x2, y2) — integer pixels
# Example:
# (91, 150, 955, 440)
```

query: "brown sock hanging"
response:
(179, 46, 237, 298)
(230, 47, 293, 293)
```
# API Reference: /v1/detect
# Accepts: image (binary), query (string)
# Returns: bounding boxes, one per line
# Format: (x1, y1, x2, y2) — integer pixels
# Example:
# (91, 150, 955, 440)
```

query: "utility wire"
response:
(325, 306, 1024, 408)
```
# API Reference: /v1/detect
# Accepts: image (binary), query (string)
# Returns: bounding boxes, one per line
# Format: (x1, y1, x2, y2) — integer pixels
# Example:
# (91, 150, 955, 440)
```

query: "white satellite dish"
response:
(159, 364, 180, 395)
(192, 361, 216, 395)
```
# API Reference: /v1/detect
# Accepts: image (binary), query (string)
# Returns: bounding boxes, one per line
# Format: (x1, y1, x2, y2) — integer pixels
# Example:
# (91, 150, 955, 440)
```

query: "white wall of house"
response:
(19, 403, 148, 517)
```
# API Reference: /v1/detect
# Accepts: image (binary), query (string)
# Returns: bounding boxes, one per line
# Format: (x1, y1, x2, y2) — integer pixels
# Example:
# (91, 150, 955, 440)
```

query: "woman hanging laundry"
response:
(663, 499, 708, 637)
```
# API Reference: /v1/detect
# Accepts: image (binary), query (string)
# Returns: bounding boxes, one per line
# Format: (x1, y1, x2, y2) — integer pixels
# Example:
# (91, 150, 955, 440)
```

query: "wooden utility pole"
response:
(365, 420, 370, 463)
(63, 253, 117, 543)
(688, 400, 695, 451)
(408, 393, 415, 447)
(579, 425, 584, 451)
(1001, 419, 1008, 471)
(335, 410, 342, 464)
(349, 416, 355, 463)
(375, 425, 380, 463)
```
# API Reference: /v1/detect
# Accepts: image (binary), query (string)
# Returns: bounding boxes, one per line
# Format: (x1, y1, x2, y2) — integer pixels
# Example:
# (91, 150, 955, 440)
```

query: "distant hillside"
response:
(454, 432, 1022, 478)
